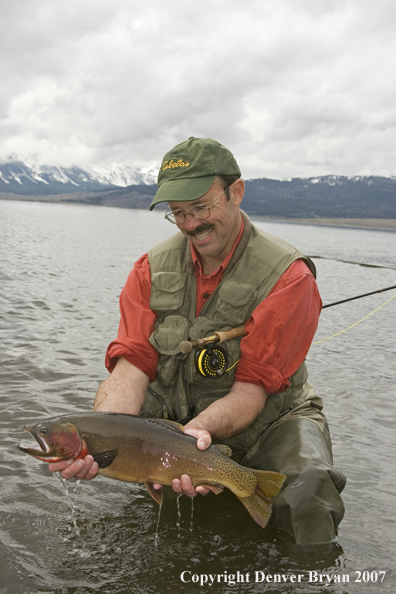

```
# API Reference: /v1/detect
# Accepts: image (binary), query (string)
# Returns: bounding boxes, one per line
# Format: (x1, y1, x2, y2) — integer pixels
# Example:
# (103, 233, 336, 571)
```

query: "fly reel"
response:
(195, 343, 228, 379)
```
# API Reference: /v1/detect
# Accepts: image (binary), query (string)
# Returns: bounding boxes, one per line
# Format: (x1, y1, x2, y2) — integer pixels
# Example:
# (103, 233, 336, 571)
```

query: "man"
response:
(50, 137, 346, 544)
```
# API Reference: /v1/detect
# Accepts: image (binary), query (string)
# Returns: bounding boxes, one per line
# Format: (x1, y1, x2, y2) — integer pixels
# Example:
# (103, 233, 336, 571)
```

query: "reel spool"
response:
(195, 343, 228, 379)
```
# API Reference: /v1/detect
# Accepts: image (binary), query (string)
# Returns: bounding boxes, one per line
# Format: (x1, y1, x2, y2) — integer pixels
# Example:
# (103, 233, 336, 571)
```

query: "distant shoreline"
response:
(250, 216, 396, 231)
(1, 194, 395, 231)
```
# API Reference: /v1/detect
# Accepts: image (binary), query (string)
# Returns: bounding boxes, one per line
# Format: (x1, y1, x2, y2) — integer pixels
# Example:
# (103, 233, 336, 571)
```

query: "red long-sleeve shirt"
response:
(106, 234, 321, 394)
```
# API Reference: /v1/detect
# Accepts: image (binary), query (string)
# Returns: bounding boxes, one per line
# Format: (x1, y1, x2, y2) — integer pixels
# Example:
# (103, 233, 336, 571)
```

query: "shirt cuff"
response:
(105, 338, 158, 382)
(235, 356, 291, 394)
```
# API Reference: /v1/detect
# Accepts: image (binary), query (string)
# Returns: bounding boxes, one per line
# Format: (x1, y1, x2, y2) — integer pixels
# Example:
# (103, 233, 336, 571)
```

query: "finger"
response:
(172, 475, 198, 498)
(48, 459, 74, 473)
(196, 485, 211, 495)
(196, 432, 211, 450)
(184, 428, 211, 450)
(56, 456, 98, 481)
(171, 478, 183, 493)
(74, 459, 99, 481)
(60, 459, 86, 480)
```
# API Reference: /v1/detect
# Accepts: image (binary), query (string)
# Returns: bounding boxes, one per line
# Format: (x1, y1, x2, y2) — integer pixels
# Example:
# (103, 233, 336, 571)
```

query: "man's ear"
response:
(230, 178, 245, 206)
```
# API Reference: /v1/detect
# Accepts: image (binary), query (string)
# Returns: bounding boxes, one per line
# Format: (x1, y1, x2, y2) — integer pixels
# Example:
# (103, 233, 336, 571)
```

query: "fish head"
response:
(18, 421, 84, 462)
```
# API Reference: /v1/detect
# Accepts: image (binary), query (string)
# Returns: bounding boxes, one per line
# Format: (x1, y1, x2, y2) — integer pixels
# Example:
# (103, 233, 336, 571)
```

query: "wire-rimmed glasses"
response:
(164, 188, 228, 224)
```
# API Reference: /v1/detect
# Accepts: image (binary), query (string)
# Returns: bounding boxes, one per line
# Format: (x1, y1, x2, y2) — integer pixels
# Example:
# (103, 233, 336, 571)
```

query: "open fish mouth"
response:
(18, 427, 51, 456)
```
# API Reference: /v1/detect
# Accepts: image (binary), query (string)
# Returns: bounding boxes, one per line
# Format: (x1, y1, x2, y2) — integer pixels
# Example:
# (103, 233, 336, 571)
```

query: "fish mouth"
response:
(18, 427, 51, 456)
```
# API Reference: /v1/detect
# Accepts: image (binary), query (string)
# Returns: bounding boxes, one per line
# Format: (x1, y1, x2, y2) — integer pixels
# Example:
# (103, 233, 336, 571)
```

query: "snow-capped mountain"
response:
(1, 159, 395, 218)
(0, 159, 157, 195)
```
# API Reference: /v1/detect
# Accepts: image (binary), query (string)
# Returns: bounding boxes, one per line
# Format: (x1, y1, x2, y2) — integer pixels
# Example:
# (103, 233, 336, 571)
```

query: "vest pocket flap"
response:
(151, 272, 186, 292)
(150, 272, 186, 310)
(216, 281, 257, 323)
(149, 314, 190, 355)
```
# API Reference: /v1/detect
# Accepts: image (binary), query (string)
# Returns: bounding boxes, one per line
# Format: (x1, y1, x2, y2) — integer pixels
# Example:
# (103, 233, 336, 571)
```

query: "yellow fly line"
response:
(313, 293, 396, 345)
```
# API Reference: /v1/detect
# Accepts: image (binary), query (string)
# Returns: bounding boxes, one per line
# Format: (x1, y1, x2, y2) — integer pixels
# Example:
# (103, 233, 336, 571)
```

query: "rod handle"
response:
(179, 325, 246, 354)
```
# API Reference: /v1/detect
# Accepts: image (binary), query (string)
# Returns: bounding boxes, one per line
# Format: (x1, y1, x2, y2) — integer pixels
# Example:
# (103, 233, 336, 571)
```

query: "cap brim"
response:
(149, 175, 216, 210)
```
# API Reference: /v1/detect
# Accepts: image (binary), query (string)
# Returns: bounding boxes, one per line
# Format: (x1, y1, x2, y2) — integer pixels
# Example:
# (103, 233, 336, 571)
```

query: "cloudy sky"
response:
(1, 0, 395, 179)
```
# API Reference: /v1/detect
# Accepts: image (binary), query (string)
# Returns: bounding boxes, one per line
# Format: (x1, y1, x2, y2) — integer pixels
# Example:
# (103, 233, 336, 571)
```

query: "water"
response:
(1, 199, 396, 594)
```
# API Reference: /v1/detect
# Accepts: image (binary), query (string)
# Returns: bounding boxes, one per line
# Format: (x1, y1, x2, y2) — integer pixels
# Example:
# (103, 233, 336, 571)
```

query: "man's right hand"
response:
(48, 455, 99, 480)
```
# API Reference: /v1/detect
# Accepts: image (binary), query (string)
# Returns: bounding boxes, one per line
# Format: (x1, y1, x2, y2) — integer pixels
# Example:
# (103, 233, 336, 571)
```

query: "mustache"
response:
(185, 223, 214, 237)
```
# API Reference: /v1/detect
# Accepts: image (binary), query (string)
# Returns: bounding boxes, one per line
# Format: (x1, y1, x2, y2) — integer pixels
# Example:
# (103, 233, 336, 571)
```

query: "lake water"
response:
(1, 199, 396, 594)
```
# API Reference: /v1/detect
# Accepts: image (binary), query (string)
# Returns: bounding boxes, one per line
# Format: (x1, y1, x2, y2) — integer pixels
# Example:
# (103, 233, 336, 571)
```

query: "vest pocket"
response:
(140, 386, 174, 419)
(214, 280, 257, 325)
(150, 272, 186, 311)
(149, 314, 190, 386)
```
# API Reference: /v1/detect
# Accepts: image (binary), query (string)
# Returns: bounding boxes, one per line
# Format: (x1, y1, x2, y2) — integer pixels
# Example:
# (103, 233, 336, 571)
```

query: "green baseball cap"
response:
(150, 137, 241, 210)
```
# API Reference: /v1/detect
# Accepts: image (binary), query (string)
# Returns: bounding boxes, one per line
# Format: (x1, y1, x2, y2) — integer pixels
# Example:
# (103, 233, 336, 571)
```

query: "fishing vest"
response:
(140, 212, 317, 456)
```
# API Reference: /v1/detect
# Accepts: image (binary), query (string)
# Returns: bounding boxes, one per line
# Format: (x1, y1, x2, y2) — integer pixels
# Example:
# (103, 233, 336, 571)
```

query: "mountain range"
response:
(0, 160, 156, 195)
(1, 160, 395, 219)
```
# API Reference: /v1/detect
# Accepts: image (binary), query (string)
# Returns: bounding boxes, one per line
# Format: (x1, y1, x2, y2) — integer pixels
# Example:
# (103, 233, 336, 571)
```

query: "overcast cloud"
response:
(0, 0, 395, 178)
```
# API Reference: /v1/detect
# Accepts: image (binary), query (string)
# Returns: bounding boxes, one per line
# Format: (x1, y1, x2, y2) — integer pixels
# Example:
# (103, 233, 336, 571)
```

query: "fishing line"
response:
(188, 285, 396, 372)
(313, 293, 396, 345)
(309, 255, 396, 271)
(225, 359, 240, 372)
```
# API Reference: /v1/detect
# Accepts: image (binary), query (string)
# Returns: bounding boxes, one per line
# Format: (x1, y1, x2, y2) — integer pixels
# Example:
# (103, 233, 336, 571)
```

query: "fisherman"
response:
(50, 137, 346, 544)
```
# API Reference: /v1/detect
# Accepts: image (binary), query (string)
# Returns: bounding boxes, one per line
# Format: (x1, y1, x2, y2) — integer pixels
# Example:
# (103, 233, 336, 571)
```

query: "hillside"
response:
(1, 161, 395, 219)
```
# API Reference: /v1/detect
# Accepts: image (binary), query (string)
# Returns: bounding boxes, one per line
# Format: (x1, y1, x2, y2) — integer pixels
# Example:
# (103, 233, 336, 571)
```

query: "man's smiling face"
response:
(168, 177, 244, 273)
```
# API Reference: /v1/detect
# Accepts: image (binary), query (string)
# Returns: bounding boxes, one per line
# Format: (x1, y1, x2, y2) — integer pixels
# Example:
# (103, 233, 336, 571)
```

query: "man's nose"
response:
(182, 212, 201, 231)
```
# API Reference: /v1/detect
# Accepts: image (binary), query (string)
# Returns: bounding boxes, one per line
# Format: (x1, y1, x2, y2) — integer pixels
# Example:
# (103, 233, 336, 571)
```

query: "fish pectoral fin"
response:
(237, 487, 272, 528)
(92, 449, 118, 468)
(194, 483, 224, 495)
(212, 444, 232, 457)
(144, 481, 163, 506)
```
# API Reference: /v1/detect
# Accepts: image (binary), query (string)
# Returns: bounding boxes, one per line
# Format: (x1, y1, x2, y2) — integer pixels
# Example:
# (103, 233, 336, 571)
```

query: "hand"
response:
(153, 426, 212, 498)
(48, 455, 99, 480)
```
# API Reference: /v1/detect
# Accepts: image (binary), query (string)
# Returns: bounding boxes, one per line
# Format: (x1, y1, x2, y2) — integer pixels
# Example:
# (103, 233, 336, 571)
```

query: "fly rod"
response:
(179, 285, 396, 353)
(322, 284, 396, 309)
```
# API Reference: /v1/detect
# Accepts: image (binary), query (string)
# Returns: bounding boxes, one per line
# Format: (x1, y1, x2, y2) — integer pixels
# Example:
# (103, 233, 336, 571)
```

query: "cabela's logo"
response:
(162, 158, 190, 171)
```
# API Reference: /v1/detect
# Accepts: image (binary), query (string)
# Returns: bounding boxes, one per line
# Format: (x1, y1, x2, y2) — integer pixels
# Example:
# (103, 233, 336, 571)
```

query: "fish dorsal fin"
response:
(92, 449, 118, 468)
(213, 444, 232, 457)
(147, 418, 185, 434)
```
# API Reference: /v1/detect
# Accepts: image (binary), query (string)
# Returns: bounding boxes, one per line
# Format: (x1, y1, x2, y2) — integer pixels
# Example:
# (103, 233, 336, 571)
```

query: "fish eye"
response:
(39, 427, 48, 435)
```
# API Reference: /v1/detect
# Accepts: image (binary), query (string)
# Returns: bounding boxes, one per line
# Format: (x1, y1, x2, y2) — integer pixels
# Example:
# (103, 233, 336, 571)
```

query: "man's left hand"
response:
(153, 427, 212, 497)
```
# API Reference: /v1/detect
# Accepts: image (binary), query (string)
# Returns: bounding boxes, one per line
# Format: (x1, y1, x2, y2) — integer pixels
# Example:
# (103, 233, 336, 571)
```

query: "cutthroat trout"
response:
(18, 412, 285, 528)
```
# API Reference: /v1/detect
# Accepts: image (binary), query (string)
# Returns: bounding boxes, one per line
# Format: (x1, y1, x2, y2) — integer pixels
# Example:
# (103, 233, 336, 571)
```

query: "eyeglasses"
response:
(164, 188, 229, 224)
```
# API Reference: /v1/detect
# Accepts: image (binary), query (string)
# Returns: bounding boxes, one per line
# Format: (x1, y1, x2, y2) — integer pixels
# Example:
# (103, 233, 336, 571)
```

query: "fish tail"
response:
(251, 469, 286, 499)
(237, 470, 286, 528)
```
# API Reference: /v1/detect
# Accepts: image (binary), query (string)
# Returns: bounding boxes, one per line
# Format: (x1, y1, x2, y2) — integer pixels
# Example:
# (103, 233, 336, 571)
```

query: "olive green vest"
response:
(140, 212, 317, 455)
